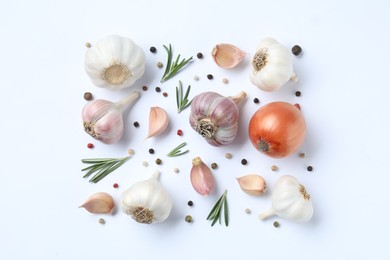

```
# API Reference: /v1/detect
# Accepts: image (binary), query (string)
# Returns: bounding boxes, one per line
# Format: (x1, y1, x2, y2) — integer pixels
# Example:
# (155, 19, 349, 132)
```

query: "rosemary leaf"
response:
(176, 81, 192, 113)
(161, 44, 193, 83)
(207, 190, 229, 227)
(81, 156, 130, 183)
(167, 142, 189, 157)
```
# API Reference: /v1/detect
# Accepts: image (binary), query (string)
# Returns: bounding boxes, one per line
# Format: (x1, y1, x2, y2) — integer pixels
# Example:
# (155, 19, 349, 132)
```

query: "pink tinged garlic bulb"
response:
(84, 35, 146, 90)
(190, 157, 215, 196)
(189, 91, 247, 146)
(82, 91, 139, 144)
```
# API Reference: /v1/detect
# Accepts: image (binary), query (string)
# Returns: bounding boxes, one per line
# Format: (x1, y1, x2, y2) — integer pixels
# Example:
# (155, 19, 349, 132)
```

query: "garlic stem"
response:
(230, 91, 247, 105)
(290, 72, 298, 82)
(258, 208, 276, 220)
(150, 170, 160, 181)
(114, 91, 140, 111)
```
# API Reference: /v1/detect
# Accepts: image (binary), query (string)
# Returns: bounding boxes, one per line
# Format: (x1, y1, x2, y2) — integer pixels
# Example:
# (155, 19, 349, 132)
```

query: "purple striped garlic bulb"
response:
(189, 91, 247, 146)
(82, 91, 139, 144)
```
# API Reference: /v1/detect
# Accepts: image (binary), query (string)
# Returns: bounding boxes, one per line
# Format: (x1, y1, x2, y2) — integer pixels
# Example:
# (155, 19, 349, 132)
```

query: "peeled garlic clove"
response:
(79, 192, 115, 214)
(211, 43, 246, 69)
(190, 157, 215, 196)
(147, 106, 169, 138)
(236, 174, 266, 196)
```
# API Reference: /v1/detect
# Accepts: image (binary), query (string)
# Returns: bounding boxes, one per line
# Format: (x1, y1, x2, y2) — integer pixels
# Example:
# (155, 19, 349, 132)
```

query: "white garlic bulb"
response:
(249, 38, 295, 92)
(259, 175, 313, 223)
(119, 171, 173, 224)
(85, 35, 146, 90)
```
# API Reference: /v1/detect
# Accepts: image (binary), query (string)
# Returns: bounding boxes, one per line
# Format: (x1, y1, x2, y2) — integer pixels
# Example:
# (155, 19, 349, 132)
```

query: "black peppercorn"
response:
(207, 74, 213, 80)
(148, 148, 155, 154)
(150, 46, 157, 53)
(133, 121, 140, 127)
(142, 86, 148, 91)
(273, 221, 280, 228)
(295, 91, 301, 97)
(291, 45, 302, 56)
(155, 87, 161, 92)
(155, 158, 162, 165)
(253, 98, 260, 104)
(83, 92, 93, 101)
(241, 159, 247, 165)
(196, 52, 203, 59)
(307, 166, 313, 172)
(163, 92, 168, 97)
(211, 163, 218, 169)
(187, 200, 193, 206)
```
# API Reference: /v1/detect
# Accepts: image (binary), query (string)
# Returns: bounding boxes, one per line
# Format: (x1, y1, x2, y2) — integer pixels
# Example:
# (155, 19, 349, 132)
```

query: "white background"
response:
(1, 0, 389, 259)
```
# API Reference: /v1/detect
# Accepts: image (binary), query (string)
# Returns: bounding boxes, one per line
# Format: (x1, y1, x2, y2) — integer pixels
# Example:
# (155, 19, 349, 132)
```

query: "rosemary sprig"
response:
(167, 142, 189, 157)
(161, 44, 193, 83)
(176, 81, 192, 113)
(81, 156, 130, 183)
(207, 189, 229, 226)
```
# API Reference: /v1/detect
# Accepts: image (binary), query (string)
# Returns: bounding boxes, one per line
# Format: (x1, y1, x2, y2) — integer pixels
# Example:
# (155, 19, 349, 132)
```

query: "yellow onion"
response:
(248, 102, 306, 158)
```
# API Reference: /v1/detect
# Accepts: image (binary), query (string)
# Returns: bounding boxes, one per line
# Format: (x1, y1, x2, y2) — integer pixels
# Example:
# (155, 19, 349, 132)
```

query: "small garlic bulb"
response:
(259, 175, 313, 223)
(85, 35, 146, 90)
(120, 171, 173, 224)
(249, 38, 295, 92)
(82, 91, 139, 144)
(189, 91, 247, 146)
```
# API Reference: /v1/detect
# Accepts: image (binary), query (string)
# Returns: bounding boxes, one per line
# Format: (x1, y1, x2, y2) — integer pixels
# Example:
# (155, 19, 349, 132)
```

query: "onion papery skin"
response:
(248, 102, 306, 158)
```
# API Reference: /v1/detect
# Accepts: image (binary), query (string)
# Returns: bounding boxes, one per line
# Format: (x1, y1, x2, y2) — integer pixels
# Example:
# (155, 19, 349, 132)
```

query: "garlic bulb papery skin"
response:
(119, 171, 173, 224)
(85, 35, 146, 90)
(259, 175, 313, 223)
(82, 91, 139, 144)
(189, 91, 247, 146)
(249, 38, 295, 92)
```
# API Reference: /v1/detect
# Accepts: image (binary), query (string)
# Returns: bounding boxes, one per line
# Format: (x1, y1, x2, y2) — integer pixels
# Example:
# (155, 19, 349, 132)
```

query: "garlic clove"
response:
(190, 157, 215, 196)
(211, 43, 246, 69)
(79, 192, 115, 214)
(146, 107, 169, 138)
(236, 174, 266, 196)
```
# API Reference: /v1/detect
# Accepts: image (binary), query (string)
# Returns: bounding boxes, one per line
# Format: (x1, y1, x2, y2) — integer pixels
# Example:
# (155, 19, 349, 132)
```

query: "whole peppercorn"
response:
(142, 86, 148, 91)
(98, 218, 106, 225)
(148, 148, 155, 154)
(156, 61, 163, 69)
(292, 45, 302, 56)
(307, 166, 313, 172)
(187, 200, 193, 206)
(295, 91, 302, 97)
(155, 86, 161, 92)
(196, 52, 203, 59)
(150, 46, 157, 53)
(211, 163, 218, 169)
(273, 221, 280, 228)
(253, 97, 260, 104)
(163, 92, 168, 97)
(185, 215, 193, 223)
(87, 143, 94, 149)
(83, 92, 93, 101)
(113, 183, 119, 188)
(133, 121, 140, 127)
(155, 158, 162, 165)
(177, 129, 183, 136)
(241, 159, 248, 165)
(207, 74, 213, 80)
